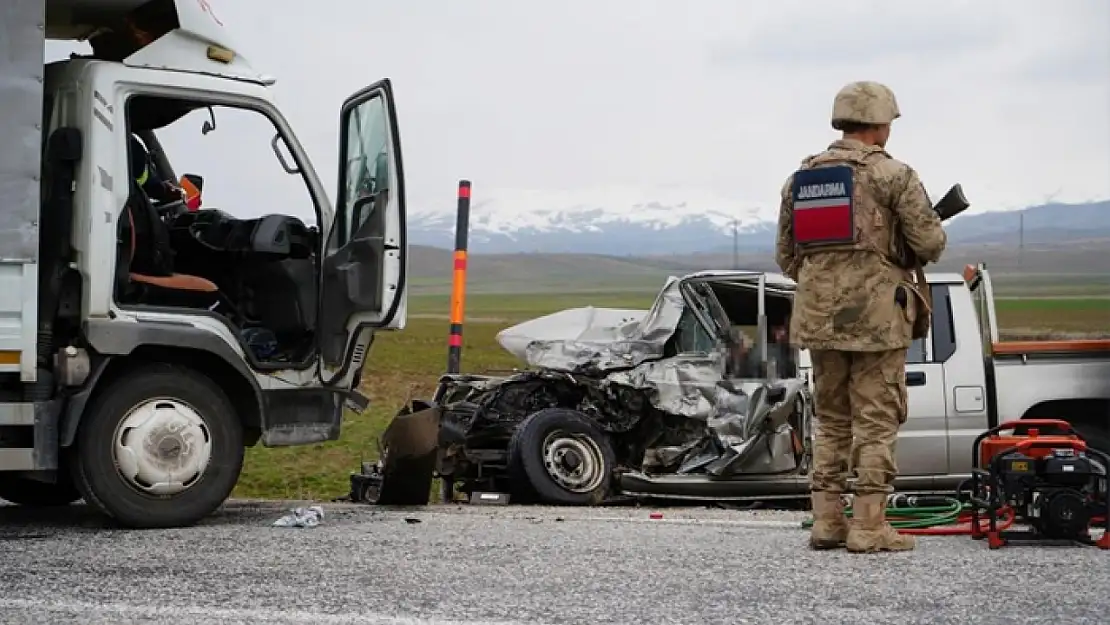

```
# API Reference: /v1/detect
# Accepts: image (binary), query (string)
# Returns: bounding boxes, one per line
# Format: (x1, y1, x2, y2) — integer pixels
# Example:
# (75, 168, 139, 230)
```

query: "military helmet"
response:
(830, 81, 901, 129)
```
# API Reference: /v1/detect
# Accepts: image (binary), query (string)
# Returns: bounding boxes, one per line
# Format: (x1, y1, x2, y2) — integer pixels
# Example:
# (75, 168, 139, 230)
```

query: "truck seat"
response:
(124, 204, 218, 299)
(120, 179, 219, 306)
(117, 133, 217, 302)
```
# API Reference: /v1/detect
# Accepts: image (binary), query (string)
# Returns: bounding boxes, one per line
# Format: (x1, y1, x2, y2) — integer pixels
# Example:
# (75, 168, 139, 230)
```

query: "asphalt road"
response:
(0, 500, 1106, 625)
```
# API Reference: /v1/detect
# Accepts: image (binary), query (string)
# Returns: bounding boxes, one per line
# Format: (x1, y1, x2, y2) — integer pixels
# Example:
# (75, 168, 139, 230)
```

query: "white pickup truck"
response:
(0, 0, 408, 527)
(891, 263, 1110, 493)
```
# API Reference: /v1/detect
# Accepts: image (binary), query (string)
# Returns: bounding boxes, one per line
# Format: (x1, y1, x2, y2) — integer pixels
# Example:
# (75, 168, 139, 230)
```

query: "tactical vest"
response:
(790, 147, 895, 261)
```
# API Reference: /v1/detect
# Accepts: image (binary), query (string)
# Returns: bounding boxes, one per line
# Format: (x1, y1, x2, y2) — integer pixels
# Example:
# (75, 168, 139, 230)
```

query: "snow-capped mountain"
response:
(407, 188, 1110, 255)
(409, 187, 777, 255)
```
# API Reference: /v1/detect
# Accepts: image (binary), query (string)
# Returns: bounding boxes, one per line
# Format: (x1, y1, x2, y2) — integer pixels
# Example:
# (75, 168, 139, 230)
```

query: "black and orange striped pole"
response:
(446, 180, 471, 374)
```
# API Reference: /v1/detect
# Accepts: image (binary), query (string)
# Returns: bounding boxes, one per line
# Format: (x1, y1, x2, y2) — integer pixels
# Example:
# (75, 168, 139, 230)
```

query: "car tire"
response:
(70, 363, 244, 529)
(507, 408, 614, 506)
(0, 474, 81, 507)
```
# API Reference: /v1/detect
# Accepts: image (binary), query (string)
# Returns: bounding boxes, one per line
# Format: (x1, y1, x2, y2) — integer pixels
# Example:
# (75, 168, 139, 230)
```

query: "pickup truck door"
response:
(895, 283, 952, 476)
(317, 79, 407, 385)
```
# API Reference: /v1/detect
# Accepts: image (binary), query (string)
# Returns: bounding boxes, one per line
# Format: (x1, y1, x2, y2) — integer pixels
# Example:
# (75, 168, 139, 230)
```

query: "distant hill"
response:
(408, 245, 700, 293)
(409, 193, 1110, 256)
(404, 198, 1110, 295)
(408, 242, 1110, 296)
(942, 201, 1110, 246)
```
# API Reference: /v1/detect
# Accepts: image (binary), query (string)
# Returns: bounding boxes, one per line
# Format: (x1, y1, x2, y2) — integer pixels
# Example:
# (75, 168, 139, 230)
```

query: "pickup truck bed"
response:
(990, 338, 1110, 452)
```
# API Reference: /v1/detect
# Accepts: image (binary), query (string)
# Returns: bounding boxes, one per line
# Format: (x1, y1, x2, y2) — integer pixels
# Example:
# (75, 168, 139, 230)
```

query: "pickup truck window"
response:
(907, 284, 956, 364)
(930, 284, 957, 361)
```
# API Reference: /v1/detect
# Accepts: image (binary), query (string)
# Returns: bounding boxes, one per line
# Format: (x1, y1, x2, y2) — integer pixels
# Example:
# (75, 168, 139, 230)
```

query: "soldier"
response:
(774, 81, 947, 553)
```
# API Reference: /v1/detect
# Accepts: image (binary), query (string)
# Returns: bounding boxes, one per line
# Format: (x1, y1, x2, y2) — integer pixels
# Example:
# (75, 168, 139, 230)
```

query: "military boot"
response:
(846, 493, 916, 553)
(809, 491, 849, 550)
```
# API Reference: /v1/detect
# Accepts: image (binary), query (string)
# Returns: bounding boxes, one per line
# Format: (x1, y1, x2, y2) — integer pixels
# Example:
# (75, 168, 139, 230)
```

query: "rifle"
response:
(902, 183, 970, 340)
(895, 183, 970, 268)
(934, 183, 970, 221)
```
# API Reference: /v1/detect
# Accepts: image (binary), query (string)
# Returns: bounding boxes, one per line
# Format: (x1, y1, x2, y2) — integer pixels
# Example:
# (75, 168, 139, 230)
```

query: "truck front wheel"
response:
(70, 364, 244, 528)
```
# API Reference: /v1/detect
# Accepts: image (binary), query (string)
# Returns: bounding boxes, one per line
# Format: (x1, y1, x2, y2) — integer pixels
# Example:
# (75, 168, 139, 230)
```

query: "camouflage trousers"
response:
(809, 348, 908, 495)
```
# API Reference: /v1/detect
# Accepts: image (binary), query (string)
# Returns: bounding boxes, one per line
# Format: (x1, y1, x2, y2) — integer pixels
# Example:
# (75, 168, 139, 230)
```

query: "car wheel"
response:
(70, 363, 244, 529)
(508, 408, 614, 506)
(0, 474, 81, 507)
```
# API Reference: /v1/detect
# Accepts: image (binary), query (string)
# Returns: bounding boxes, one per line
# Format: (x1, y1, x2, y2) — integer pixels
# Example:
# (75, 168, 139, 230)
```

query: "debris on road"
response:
(470, 492, 510, 505)
(272, 506, 325, 528)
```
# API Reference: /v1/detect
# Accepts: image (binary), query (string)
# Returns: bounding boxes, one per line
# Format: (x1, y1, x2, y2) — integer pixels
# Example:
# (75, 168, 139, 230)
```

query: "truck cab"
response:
(0, 0, 408, 527)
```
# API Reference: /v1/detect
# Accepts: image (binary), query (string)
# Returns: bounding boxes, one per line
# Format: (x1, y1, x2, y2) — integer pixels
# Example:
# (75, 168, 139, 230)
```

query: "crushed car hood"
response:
(495, 276, 686, 374)
(493, 272, 805, 422)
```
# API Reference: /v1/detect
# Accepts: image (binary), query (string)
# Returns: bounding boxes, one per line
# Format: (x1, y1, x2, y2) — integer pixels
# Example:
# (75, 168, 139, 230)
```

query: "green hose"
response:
(801, 497, 967, 529)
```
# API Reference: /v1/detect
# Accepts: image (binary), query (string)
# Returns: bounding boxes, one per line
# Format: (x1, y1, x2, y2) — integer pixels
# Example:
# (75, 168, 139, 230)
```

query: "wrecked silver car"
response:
(362, 271, 818, 506)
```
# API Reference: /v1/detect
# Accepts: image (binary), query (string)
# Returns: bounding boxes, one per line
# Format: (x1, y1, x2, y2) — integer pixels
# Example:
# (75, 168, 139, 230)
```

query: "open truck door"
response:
(318, 79, 407, 384)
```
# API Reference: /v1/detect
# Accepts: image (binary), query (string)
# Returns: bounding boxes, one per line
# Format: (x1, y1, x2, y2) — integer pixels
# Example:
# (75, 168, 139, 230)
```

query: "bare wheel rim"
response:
(112, 397, 213, 497)
(540, 430, 605, 494)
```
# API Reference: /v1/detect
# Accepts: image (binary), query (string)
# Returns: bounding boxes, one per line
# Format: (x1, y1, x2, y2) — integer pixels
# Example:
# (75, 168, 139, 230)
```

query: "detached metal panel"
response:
(0, 0, 46, 263)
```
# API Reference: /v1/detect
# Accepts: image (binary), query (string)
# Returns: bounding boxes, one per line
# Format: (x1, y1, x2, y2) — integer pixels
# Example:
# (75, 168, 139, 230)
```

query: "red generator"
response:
(968, 419, 1109, 549)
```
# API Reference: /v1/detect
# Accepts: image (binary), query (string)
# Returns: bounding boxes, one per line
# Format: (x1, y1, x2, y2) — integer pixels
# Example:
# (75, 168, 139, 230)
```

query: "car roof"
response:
(680, 269, 966, 287)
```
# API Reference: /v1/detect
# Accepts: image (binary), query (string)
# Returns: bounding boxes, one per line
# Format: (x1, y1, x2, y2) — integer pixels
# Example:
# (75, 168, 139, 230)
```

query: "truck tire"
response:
(70, 363, 244, 529)
(507, 408, 614, 506)
(0, 474, 81, 507)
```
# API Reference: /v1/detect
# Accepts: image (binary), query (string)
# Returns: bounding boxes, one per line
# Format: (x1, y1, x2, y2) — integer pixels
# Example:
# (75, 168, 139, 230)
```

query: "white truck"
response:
(0, 0, 408, 527)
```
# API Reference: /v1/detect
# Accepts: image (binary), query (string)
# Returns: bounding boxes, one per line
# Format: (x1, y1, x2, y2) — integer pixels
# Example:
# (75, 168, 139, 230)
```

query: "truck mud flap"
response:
(354, 400, 441, 506)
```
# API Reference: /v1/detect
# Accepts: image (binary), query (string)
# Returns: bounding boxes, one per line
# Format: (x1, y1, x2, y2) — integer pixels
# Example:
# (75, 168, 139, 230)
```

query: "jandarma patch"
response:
(792, 166, 855, 245)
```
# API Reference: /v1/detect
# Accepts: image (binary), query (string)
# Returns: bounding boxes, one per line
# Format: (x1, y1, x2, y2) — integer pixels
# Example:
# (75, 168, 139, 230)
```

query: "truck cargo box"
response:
(0, 0, 46, 263)
(0, 0, 47, 381)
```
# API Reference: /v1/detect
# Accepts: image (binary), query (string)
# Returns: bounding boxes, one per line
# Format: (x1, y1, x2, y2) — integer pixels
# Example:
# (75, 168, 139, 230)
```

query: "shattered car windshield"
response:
(684, 282, 727, 341)
(672, 308, 716, 353)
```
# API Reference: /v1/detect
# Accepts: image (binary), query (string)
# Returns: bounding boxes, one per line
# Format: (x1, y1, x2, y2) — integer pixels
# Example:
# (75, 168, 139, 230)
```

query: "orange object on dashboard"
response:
(180, 175, 202, 211)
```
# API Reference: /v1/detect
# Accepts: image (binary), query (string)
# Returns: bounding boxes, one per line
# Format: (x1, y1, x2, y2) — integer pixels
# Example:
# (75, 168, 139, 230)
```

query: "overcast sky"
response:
(47, 0, 1109, 225)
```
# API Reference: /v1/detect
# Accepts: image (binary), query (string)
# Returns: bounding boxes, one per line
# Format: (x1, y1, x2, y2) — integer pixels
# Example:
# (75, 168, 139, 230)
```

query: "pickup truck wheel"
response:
(1069, 417, 1110, 456)
(0, 474, 81, 507)
(508, 408, 614, 506)
(70, 364, 244, 529)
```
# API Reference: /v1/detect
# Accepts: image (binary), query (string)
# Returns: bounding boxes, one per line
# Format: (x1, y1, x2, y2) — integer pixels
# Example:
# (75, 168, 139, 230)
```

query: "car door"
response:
(317, 79, 407, 387)
(895, 283, 951, 477)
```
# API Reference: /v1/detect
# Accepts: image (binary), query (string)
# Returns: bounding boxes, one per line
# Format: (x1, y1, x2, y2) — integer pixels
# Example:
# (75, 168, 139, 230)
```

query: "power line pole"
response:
(1018, 212, 1024, 270)
(732, 219, 740, 269)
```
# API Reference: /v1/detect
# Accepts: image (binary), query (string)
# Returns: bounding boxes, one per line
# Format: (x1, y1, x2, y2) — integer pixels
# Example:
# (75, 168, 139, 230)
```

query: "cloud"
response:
(43, 0, 1109, 229)
(707, 2, 1005, 69)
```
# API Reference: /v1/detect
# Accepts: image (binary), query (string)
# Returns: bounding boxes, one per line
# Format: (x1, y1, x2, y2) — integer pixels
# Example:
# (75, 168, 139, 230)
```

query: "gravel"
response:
(0, 500, 1105, 624)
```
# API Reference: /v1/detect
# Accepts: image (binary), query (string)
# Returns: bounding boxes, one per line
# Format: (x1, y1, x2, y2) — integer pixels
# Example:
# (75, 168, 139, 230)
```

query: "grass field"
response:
(232, 288, 1110, 501)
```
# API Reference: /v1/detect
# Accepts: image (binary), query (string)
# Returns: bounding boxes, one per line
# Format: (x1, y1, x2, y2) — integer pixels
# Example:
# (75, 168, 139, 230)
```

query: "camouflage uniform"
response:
(775, 81, 947, 553)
